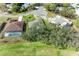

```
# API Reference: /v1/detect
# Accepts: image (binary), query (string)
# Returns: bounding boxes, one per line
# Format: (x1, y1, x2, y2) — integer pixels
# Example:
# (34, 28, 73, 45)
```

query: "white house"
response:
(48, 15, 72, 28)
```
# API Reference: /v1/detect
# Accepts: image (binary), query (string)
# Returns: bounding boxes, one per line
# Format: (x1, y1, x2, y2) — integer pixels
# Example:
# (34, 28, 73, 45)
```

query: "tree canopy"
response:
(44, 3, 76, 19)
(11, 3, 24, 13)
(22, 20, 78, 49)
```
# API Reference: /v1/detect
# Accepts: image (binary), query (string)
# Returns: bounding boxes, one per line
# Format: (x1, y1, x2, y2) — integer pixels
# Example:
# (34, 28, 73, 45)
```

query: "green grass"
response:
(0, 16, 7, 23)
(47, 11, 56, 17)
(23, 14, 35, 22)
(0, 41, 77, 56)
(0, 16, 18, 24)
(72, 19, 79, 28)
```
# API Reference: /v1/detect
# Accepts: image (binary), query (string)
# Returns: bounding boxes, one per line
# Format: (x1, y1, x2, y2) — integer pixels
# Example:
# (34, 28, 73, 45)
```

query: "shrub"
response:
(0, 22, 6, 32)
(22, 19, 79, 49)
(44, 3, 57, 12)
(60, 8, 76, 19)
(11, 3, 24, 13)
(11, 3, 36, 13)
(23, 14, 35, 22)
(44, 3, 77, 19)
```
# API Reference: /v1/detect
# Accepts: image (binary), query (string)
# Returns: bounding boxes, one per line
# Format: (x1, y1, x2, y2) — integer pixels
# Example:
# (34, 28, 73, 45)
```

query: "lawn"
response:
(0, 15, 18, 24)
(23, 14, 36, 22)
(0, 41, 77, 56)
(47, 11, 56, 17)
(0, 16, 7, 24)
(72, 19, 79, 28)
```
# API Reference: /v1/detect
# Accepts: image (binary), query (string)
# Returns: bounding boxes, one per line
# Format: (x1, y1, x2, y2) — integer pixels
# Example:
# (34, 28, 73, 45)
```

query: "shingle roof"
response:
(3, 20, 24, 32)
(49, 15, 72, 25)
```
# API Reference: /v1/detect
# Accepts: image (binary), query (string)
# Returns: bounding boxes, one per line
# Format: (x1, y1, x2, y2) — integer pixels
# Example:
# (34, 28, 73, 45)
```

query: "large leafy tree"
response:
(11, 3, 24, 13)
(22, 19, 78, 49)
(44, 3, 76, 19)
(60, 8, 76, 19)
(11, 3, 36, 13)
(44, 3, 57, 12)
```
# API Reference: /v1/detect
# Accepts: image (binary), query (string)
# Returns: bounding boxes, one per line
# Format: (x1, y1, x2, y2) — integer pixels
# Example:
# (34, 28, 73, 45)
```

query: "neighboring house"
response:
(3, 16, 24, 37)
(21, 3, 32, 9)
(48, 15, 73, 28)
(55, 7, 63, 13)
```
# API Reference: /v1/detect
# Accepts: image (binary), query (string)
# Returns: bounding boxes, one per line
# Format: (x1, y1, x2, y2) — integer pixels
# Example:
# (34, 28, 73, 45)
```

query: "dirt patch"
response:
(0, 39, 22, 44)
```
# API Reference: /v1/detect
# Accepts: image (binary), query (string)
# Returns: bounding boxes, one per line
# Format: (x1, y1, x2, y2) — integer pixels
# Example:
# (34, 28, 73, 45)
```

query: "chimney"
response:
(18, 16, 23, 22)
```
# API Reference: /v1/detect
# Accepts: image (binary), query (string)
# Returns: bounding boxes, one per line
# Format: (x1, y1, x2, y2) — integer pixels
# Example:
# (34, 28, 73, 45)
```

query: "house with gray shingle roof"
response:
(48, 15, 73, 28)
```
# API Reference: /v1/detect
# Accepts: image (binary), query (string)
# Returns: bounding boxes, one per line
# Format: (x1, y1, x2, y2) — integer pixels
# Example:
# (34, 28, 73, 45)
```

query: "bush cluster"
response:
(22, 20, 79, 49)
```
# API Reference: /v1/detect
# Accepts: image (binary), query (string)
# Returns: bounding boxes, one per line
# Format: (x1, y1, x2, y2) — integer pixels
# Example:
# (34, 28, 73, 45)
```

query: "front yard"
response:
(0, 15, 18, 24)
(72, 19, 79, 28)
(0, 39, 77, 56)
